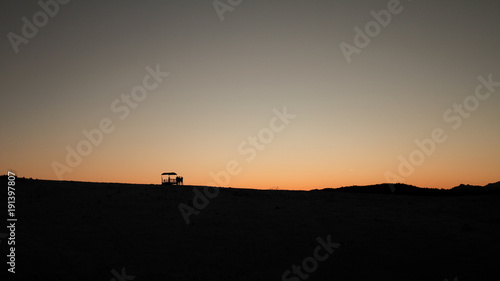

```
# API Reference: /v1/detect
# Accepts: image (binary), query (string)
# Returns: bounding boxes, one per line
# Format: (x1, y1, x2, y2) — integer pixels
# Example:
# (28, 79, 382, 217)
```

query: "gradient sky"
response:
(1, 0, 499, 189)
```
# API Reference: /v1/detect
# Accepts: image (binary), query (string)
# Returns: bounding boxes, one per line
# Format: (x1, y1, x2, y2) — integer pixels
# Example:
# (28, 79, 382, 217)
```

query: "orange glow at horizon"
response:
(2, 1, 499, 191)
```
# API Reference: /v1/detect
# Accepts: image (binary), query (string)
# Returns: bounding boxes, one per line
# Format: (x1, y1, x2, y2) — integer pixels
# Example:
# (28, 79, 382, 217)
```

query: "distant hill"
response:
(316, 182, 500, 195)
(316, 183, 443, 195)
(450, 181, 500, 194)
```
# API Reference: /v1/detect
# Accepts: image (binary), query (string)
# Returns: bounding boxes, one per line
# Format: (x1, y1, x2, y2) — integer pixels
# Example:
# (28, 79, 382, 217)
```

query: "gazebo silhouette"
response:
(161, 172, 183, 185)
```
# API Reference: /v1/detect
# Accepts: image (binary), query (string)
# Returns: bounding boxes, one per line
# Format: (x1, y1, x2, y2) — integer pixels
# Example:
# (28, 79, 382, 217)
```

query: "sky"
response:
(1, 0, 499, 190)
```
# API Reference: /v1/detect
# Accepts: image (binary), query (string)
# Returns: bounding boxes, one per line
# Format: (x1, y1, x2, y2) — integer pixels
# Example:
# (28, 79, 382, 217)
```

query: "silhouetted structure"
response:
(161, 172, 183, 185)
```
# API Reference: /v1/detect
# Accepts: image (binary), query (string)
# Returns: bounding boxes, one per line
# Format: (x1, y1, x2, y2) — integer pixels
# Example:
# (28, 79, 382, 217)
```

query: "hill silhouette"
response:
(2, 176, 500, 280)
(316, 182, 500, 195)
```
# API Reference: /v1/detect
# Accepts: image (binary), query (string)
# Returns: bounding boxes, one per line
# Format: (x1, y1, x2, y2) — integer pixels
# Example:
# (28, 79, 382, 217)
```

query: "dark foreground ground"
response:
(4, 178, 500, 280)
